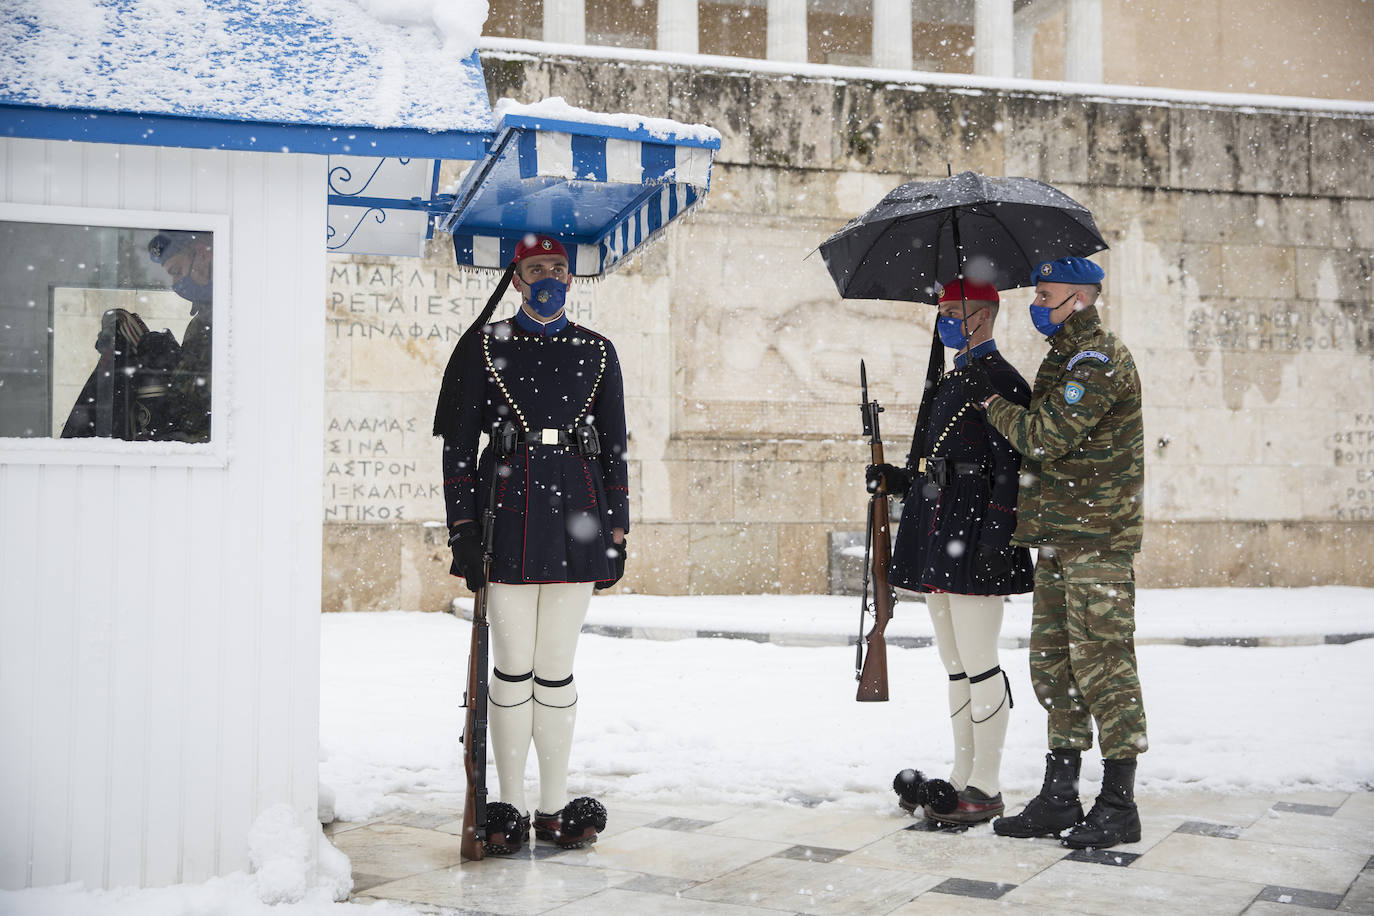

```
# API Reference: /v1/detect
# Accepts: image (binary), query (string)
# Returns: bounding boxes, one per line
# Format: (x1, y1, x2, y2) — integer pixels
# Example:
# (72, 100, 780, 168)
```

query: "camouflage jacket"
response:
(984, 305, 1144, 552)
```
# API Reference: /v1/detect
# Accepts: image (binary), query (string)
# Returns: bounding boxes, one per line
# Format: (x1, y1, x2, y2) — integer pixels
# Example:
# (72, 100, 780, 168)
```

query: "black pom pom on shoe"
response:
(923, 778, 959, 815)
(483, 802, 529, 855)
(564, 796, 608, 834)
(893, 768, 926, 814)
(535, 797, 607, 849)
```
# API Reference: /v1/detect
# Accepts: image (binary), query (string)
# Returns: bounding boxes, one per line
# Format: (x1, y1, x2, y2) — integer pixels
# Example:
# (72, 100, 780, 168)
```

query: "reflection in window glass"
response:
(0, 222, 213, 443)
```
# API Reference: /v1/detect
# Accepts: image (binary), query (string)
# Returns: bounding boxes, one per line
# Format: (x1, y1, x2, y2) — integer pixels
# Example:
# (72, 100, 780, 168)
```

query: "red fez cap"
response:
(512, 234, 568, 265)
(939, 279, 1000, 304)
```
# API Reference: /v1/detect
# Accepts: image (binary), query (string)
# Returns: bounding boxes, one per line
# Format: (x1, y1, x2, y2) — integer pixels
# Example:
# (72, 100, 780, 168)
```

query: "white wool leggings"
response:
(485, 581, 594, 816)
(925, 593, 1010, 796)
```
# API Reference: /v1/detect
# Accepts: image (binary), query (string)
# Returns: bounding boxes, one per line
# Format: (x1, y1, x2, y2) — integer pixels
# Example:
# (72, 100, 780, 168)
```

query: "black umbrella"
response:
(819, 170, 1108, 303)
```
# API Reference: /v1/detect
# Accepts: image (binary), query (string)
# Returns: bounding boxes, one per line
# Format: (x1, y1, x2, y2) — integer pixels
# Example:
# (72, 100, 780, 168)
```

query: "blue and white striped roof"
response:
(1, 3, 721, 265)
(0, 0, 493, 155)
(442, 110, 720, 276)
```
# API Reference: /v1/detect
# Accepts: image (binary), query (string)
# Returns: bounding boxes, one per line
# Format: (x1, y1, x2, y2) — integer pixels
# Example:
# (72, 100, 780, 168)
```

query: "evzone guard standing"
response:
(866, 280, 1035, 826)
(435, 234, 628, 855)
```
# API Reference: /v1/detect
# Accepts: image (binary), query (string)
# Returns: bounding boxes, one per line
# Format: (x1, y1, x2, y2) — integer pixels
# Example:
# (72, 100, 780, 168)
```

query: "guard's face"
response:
(1032, 282, 1082, 323)
(937, 299, 995, 334)
(162, 243, 213, 286)
(515, 254, 570, 299)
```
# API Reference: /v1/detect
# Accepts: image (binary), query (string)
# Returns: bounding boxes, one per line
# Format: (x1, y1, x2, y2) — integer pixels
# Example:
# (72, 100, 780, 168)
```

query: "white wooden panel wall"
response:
(0, 138, 326, 890)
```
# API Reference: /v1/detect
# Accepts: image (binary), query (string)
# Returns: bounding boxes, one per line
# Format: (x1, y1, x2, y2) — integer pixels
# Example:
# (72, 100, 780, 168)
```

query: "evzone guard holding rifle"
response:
(866, 279, 1034, 826)
(435, 234, 628, 857)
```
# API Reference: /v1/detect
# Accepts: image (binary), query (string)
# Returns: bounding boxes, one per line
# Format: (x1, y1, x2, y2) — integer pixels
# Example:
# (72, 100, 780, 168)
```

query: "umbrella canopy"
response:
(819, 171, 1108, 302)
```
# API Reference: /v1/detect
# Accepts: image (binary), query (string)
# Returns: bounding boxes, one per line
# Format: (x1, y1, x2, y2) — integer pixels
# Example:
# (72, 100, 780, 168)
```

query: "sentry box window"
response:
(0, 218, 216, 450)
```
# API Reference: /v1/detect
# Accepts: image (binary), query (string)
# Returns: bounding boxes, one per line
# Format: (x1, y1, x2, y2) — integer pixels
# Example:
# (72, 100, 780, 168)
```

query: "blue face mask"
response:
(173, 275, 213, 303)
(936, 315, 968, 349)
(526, 277, 567, 318)
(1029, 292, 1076, 337)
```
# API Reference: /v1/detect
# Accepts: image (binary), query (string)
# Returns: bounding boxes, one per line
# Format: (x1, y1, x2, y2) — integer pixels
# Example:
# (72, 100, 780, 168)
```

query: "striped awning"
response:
(438, 112, 720, 276)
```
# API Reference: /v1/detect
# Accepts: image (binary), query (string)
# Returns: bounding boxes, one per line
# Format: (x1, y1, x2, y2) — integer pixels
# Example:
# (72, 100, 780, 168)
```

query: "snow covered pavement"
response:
(322, 588, 1374, 822)
(5, 588, 1371, 914)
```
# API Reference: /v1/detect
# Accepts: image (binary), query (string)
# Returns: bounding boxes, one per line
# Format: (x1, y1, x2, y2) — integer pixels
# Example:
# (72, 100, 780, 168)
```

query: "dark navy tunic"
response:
(890, 342, 1035, 596)
(441, 314, 629, 585)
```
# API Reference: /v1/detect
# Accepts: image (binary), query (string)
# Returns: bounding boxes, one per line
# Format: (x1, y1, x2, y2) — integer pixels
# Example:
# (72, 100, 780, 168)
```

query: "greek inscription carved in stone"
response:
(1188, 305, 1369, 352)
(1331, 413, 1374, 520)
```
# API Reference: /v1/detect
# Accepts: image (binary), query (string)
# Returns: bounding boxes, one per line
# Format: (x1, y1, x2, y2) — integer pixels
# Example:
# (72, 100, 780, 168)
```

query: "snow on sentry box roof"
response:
(0, 0, 495, 155)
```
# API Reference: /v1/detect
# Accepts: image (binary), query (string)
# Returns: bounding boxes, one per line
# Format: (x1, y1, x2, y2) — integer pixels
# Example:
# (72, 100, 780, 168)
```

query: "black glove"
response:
(971, 544, 1013, 583)
(866, 463, 911, 495)
(961, 358, 997, 406)
(596, 538, 627, 591)
(448, 522, 486, 591)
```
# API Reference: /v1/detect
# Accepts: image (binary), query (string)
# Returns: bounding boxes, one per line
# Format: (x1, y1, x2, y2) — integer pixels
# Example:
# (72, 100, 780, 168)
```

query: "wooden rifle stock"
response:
(459, 587, 489, 862)
(460, 432, 506, 862)
(857, 361, 895, 702)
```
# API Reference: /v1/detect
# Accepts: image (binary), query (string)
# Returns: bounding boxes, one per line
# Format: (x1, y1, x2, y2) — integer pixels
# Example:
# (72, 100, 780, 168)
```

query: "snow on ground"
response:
(320, 587, 1374, 823)
(0, 879, 415, 916)
(6, 588, 1371, 916)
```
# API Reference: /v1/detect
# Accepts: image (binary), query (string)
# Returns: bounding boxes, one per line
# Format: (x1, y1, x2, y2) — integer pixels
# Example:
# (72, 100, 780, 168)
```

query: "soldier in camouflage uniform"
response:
(962, 256, 1147, 850)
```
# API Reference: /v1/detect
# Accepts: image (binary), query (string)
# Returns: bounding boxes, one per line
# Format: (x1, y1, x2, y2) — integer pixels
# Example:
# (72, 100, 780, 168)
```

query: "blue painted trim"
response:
(641, 142, 676, 182)
(426, 161, 441, 241)
(0, 103, 491, 159)
(570, 135, 607, 182)
(452, 234, 475, 266)
(517, 129, 539, 180)
(438, 127, 520, 234)
(327, 207, 389, 251)
(454, 227, 606, 248)
(326, 194, 444, 212)
(498, 114, 722, 149)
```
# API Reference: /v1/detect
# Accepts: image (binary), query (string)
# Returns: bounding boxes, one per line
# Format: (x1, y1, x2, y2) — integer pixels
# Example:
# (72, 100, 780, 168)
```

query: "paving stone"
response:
(1135, 832, 1367, 895)
(1176, 820, 1243, 839)
(1006, 858, 1263, 914)
(1257, 884, 1345, 909)
(1338, 870, 1374, 913)
(683, 854, 937, 915)
(928, 877, 1015, 899)
(340, 789, 1374, 915)
(773, 843, 851, 863)
(648, 817, 718, 832)
(1275, 802, 1342, 817)
(1063, 847, 1143, 867)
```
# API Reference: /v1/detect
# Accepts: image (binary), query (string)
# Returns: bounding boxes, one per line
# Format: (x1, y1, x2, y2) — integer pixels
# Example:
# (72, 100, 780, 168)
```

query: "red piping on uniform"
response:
(579, 458, 597, 511)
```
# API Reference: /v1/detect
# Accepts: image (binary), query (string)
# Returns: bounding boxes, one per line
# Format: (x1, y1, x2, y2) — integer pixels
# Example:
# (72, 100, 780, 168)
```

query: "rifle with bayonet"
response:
(856, 360, 895, 702)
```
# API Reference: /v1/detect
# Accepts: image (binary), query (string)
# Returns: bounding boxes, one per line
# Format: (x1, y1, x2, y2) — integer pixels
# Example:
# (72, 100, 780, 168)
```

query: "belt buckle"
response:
(541, 428, 559, 446)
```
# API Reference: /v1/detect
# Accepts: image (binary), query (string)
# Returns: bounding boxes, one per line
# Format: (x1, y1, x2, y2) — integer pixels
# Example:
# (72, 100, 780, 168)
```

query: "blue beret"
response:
(1032, 257, 1105, 285)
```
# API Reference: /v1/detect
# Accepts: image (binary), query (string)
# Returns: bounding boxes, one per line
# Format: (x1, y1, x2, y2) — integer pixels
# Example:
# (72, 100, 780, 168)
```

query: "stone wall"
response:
(321, 48, 1374, 611)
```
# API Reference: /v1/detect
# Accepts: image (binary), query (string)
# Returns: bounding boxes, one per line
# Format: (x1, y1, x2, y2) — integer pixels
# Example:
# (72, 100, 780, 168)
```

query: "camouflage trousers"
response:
(1029, 547, 1148, 759)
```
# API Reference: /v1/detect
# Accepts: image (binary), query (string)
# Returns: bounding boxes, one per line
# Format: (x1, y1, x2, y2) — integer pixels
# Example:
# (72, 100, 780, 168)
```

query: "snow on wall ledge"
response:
(0, 0, 494, 132)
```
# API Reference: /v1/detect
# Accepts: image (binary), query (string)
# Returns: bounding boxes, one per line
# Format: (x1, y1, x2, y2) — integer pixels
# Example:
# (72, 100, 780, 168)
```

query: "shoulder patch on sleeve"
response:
(1067, 350, 1110, 371)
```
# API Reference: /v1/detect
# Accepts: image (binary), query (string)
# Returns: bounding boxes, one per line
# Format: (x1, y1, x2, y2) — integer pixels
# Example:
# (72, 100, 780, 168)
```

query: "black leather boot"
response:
(993, 749, 1083, 839)
(1062, 757, 1142, 849)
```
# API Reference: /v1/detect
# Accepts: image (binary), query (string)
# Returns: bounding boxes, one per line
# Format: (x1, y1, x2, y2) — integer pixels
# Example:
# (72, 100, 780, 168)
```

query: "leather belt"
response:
(507, 423, 601, 457)
(515, 427, 577, 447)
